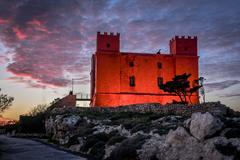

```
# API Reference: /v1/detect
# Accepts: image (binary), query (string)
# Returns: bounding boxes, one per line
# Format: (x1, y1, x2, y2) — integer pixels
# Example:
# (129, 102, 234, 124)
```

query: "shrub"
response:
(19, 114, 46, 133)
(107, 135, 126, 145)
(224, 128, 240, 139)
(66, 135, 79, 147)
(109, 144, 137, 160)
(89, 141, 106, 159)
(108, 134, 149, 160)
(80, 137, 99, 152)
(131, 123, 149, 133)
(77, 124, 96, 137)
(80, 132, 113, 153)
(215, 143, 240, 159)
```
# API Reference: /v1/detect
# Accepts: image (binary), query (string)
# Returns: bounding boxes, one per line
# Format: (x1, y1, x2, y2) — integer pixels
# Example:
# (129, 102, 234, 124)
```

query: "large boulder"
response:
(155, 127, 232, 160)
(159, 127, 204, 160)
(137, 135, 165, 160)
(61, 115, 81, 129)
(190, 112, 224, 140)
(166, 127, 196, 145)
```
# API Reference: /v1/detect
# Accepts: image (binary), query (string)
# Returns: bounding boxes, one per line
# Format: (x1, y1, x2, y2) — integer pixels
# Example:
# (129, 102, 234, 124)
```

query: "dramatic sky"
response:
(0, 0, 239, 119)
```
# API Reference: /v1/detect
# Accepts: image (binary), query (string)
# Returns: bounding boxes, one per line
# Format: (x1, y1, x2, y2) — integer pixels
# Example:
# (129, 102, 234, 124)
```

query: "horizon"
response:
(0, 0, 240, 120)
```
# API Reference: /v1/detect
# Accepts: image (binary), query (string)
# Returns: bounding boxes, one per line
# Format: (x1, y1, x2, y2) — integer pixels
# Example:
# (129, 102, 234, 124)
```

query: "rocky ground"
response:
(45, 102, 240, 160)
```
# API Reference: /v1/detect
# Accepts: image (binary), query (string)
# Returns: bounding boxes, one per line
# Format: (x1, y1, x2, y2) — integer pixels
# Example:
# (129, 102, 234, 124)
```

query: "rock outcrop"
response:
(189, 112, 224, 140)
(45, 102, 240, 160)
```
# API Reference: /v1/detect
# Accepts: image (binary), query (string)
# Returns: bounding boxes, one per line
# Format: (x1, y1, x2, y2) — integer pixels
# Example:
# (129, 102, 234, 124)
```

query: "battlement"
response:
(97, 31, 120, 37)
(170, 35, 197, 43)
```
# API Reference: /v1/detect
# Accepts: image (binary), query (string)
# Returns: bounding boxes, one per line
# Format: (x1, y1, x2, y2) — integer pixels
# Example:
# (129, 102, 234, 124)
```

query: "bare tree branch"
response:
(0, 89, 14, 113)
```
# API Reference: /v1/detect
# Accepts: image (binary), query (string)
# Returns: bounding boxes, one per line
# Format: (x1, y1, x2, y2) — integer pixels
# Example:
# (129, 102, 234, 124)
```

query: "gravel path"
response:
(0, 135, 86, 160)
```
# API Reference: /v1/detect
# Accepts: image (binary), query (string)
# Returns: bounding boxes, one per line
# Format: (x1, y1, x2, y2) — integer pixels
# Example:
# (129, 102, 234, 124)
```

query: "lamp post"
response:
(199, 77, 206, 103)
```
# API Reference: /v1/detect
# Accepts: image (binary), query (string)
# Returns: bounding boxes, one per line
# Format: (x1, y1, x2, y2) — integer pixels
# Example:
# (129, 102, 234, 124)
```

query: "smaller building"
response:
(90, 32, 199, 107)
(50, 91, 76, 108)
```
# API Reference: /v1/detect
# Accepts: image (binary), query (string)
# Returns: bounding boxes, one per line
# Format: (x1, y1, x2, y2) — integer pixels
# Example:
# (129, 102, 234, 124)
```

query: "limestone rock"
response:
(190, 112, 224, 140)
(183, 118, 191, 129)
(166, 127, 196, 145)
(137, 135, 165, 160)
(156, 127, 232, 160)
(69, 144, 81, 152)
(61, 115, 81, 129)
(44, 103, 240, 160)
(104, 144, 120, 159)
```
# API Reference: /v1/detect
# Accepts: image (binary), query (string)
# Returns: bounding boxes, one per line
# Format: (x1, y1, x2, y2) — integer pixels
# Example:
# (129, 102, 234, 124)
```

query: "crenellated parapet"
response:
(97, 31, 120, 37)
(97, 31, 120, 52)
(170, 35, 197, 43)
(169, 35, 198, 56)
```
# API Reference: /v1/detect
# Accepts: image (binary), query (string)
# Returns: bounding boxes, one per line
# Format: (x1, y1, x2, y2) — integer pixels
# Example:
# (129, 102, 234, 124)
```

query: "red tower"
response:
(97, 32, 120, 52)
(90, 32, 199, 107)
(170, 36, 197, 56)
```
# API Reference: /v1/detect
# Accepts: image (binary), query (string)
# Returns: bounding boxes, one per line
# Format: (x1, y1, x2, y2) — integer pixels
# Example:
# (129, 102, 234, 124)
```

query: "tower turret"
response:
(96, 32, 120, 52)
(169, 36, 197, 56)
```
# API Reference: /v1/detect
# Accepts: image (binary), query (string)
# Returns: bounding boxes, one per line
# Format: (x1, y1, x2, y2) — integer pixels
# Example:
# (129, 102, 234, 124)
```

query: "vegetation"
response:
(0, 88, 14, 113)
(108, 134, 149, 160)
(27, 104, 48, 116)
(18, 104, 49, 133)
(159, 73, 202, 104)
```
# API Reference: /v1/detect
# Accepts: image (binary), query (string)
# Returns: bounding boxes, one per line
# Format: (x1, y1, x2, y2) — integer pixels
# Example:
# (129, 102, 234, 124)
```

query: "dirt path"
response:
(0, 135, 86, 160)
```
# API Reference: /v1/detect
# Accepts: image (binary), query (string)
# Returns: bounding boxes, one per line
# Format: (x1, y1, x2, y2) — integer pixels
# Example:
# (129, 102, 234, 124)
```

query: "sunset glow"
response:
(0, 0, 239, 120)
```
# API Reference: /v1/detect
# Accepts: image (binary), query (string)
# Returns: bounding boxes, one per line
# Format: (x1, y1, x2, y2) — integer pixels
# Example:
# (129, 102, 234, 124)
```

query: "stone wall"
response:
(48, 102, 235, 118)
(45, 102, 240, 160)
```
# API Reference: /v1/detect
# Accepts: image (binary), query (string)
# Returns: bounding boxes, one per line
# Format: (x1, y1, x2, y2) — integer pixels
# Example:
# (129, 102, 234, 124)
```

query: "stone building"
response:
(90, 32, 199, 107)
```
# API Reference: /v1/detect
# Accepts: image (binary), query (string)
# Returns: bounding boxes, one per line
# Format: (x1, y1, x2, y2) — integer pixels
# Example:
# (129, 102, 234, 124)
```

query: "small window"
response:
(157, 62, 162, 69)
(106, 43, 110, 48)
(157, 77, 163, 87)
(129, 76, 135, 87)
(129, 61, 134, 67)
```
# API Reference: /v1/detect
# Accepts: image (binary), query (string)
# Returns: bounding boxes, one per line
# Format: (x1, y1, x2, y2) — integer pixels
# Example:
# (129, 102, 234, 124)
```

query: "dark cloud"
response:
(205, 80, 240, 92)
(220, 93, 240, 98)
(0, 0, 91, 87)
(0, 0, 239, 90)
(200, 60, 240, 82)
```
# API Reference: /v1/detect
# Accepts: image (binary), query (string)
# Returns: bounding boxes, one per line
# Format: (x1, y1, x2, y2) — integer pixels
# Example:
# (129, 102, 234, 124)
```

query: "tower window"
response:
(129, 61, 134, 67)
(157, 77, 163, 87)
(106, 43, 110, 48)
(157, 62, 162, 69)
(129, 76, 135, 87)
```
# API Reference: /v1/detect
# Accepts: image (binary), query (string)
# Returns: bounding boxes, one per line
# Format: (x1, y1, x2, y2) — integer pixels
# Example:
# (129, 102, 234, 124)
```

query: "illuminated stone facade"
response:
(90, 32, 199, 107)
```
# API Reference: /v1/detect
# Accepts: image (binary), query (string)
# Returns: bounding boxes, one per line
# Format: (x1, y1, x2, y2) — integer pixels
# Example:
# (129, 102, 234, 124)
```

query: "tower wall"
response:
(170, 36, 197, 56)
(97, 32, 120, 52)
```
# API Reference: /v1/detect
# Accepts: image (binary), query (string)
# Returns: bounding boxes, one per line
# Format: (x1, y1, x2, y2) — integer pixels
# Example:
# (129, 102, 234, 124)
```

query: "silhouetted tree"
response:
(159, 73, 202, 104)
(27, 104, 48, 116)
(0, 88, 14, 113)
(18, 104, 49, 133)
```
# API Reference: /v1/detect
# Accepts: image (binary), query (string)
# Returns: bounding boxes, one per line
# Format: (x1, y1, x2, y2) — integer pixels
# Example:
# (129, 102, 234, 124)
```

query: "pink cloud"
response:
(0, 0, 238, 92)
(7, 76, 47, 89)
(27, 19, 44, 26)
(0, 55, 5, 63)
(0, 18, 9, 24)
(12, 27, 27, 40)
